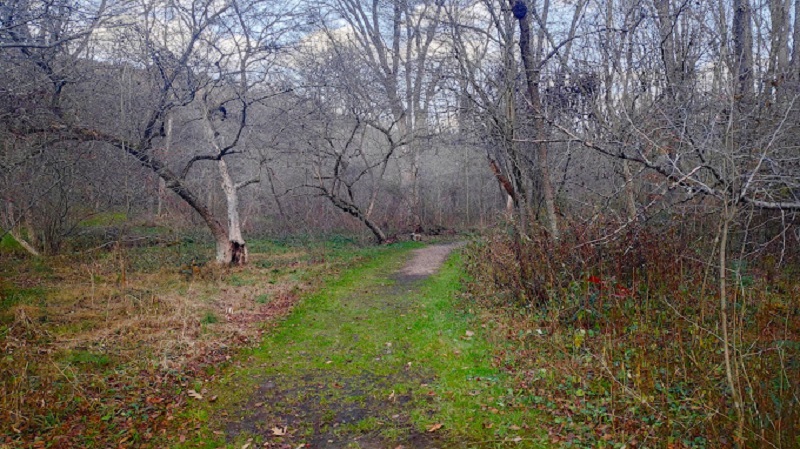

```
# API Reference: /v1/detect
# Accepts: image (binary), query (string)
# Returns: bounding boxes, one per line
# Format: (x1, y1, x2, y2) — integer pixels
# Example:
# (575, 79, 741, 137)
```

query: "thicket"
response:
(464, 212, 799, 447)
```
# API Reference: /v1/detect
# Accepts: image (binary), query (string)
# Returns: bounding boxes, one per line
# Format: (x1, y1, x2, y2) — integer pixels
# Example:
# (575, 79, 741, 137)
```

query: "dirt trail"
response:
(397, 242, 466, 281)
(220, 243, 465, 449)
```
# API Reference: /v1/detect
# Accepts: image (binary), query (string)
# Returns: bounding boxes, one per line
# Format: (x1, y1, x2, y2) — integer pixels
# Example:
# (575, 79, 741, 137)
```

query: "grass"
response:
(0, 233, 25, 254)
(200, 311, 219, 325)
(79, 211, 129, 227)
(62, 349, 112, 368)
(0, 236, 390, 448)
(171, 243, 547, 448)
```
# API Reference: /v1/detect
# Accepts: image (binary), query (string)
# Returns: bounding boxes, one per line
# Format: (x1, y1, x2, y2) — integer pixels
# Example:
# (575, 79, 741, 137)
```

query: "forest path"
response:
(396, 242, 466, 281)
(192, 241, 529, 449)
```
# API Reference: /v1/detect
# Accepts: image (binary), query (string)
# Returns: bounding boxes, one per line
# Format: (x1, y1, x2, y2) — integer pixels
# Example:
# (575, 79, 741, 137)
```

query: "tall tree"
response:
(322, 0, 446, 229)
(1, 0, 296, 264)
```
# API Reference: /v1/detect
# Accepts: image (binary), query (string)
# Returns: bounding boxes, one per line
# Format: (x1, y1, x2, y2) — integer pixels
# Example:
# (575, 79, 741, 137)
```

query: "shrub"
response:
(464, 218, 799, 447)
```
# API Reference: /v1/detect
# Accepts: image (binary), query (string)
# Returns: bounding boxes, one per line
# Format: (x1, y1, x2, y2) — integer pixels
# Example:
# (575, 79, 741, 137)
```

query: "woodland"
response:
(1, 0, 799, 447)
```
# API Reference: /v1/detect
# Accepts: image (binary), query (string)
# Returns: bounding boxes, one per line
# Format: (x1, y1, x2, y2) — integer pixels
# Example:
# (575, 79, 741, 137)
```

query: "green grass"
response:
(0, 286, 47, 319)
(200, 311, 219, 325)
(63, 350, 112, 368)
(79, 212, 128, 227)
(227, 274, 254, 287)
(0, 233, 25, 253)
(172, 243, 546, 448)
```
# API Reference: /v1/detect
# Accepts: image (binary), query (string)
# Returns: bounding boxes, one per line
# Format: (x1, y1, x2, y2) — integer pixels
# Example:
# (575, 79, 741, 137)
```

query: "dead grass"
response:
(463, 220, 800, 448)
(0, 240, 364, 448)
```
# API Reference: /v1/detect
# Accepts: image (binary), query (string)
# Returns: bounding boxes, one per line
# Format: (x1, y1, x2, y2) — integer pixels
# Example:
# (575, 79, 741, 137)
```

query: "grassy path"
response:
(180, 243, 543, 449)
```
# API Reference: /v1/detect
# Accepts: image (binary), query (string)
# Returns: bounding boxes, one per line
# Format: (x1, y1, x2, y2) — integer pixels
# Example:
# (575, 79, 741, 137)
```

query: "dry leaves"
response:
(427, 423, 443, 432)
(187, 389, 203, 400)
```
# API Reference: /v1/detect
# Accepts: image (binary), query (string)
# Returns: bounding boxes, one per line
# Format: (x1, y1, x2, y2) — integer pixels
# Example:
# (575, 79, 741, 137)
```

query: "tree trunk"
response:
(488, 157, 517, 218)
(7, 230, 40, 256)
(654, 0, 679, 90)
(623, 160, 637, 222)
(92, 130, 233, 265)
(733, 0, 754, 97)
(718, 205, 745, 445)
(218, 158, 248, 265)
(167, 177, 231, 266)
(399, 147, 421, 228)
(59, 126, 233, 265)
(513, 0, 559, 240)
(156, 113, 173, 218)
(790, 0, 800, 81)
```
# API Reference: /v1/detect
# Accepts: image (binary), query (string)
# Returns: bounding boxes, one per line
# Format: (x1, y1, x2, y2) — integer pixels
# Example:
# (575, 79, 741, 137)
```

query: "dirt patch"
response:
(226, 370, 441, 449)
(396, 242, 465, 282)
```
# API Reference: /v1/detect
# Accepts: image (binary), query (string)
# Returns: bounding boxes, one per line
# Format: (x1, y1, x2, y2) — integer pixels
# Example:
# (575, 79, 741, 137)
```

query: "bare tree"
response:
(1, 0, 297, 264)
(444, 0, 528, 223)
(288, 41, 407, 242)
(301, 110, 402, 243)
(319, 0, 446, 229)
(0, 0, 118, 252)
(445, 0, 587, 238)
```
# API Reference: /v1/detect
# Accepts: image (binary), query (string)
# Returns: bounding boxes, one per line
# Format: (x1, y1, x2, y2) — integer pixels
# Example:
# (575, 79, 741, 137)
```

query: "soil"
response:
(222, 243, 464, 449)
(396, 242, 466, 282)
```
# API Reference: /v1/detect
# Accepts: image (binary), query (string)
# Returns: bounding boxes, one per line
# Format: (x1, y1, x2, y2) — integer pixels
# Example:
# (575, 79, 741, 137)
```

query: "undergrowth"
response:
(463, 219, 799, 448)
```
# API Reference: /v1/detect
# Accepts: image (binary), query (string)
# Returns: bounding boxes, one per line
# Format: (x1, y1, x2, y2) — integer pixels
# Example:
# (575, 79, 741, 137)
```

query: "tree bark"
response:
(733, 0, 754, 97)
(513, 0, 559, 240)
(790, 0, 800, 81)
(156, 113, 173, 218)
(218, 158, 248, 265)
(488, 157, 517, 217)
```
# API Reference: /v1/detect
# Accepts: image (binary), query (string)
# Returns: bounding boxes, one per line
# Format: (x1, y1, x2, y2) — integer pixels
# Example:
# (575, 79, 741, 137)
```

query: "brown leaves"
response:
(187, 389, 203, 400)
(426, 423, 443, 432)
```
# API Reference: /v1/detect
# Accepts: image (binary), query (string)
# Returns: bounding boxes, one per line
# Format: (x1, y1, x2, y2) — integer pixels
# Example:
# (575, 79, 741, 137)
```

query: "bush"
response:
(464, 218, 800, 447)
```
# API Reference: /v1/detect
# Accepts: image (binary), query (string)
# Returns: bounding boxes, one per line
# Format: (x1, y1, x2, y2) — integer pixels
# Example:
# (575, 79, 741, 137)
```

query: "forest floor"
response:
(174, 242, 546, 449)
(4, 233, 797, 448)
